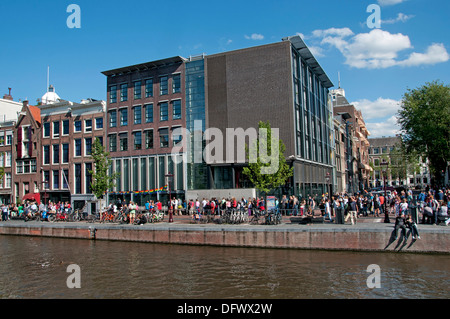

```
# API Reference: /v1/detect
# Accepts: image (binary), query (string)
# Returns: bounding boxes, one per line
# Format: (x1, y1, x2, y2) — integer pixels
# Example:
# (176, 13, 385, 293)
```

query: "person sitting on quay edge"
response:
(406, 214, 421, 240)
(437, 199, 450, 226)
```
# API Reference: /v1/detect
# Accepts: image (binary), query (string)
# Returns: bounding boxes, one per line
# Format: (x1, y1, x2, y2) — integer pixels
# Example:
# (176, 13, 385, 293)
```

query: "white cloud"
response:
(308, 46, 325, 57)
(366, 116, 401, 138)
(312, 27, 354, 39)
(314, 28, 449, 69)
(398, 43, 450, 66)
(351, 97, 401, 120)
(382, 13, 415, 24)
(378, 0, 407, 6)
(245, 33, 264, 40)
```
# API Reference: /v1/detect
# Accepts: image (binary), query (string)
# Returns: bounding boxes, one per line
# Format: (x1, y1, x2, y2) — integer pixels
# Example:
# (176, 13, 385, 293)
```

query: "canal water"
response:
(0, 235, 448, 299)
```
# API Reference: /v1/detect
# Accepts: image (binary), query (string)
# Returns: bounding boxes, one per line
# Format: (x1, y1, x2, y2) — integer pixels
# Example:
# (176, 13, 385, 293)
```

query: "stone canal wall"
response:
(0, 222, 448, 254)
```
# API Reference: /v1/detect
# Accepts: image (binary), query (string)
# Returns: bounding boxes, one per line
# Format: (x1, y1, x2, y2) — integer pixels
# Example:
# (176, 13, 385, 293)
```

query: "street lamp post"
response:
(381, 162, 390, 223)
(165, 172, 174, 223)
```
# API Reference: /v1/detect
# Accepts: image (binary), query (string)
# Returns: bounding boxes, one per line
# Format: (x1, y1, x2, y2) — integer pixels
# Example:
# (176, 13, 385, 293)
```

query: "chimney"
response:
(3, 87, 13, 101)
(23, 100, 29, 107)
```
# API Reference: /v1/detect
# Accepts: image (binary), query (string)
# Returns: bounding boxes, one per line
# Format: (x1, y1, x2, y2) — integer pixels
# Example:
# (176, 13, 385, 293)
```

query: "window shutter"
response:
(17, 126, 22, 159)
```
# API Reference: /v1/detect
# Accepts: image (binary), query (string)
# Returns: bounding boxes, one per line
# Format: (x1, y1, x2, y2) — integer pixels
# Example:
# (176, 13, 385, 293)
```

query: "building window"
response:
(172, 100, 182, 120)
(120, 108, 128, 126)
(53, 170, 59, 189)
(120, 83, 128, 102)
(5, 152, 11, 167)
(133, 131, 142, 150)
(172, 74, 181, 93)
(160, 102, 168, 121)
(145, 104, 153, 123)
(119, 133, 128, 151)
(53, 144, 59, 164)
(74, 120, 82, 132)
(43, 145, 50, 165)
(109, 110, 117, 128)
(62, 143, 69, 163)
(159, 128, 169, 148)
(5, 173, 11, 189)
(172, 127, 182, 146)
(94, 117, 103, 130)
(43, 122, 50, 137)
(85, 138, 92, 155)
(110, 85, 117, 103)
(145, 79, 153, 97)
(63, 120, 69, 135)
(6, 133, 12, 145)
(133, 105, 142, 124)
(134, 81, 141, 100)
(75, 139, 82, 157)
(109, 134, 117, 152)
(145, 130, 153, 149)
(75, 164, 82, 194)
(160, 76, 168, 96)
(63, 169, 69, 189)
(53, 121, 60, 137)
(85, 163, 92, 194)
(85, 119, 92, 132)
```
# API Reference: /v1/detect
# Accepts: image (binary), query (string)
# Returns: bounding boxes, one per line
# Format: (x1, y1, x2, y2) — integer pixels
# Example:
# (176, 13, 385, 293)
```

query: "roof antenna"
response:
(47, 65, 50, 92)
(338, 71, 341, 88)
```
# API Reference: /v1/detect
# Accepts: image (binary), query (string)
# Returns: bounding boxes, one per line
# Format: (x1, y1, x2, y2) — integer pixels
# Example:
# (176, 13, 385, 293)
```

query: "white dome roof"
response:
(41, 85, 60, 104)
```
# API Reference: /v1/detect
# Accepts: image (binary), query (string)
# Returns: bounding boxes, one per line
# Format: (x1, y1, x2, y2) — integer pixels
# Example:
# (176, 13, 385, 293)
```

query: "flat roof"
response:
(282, 35, 334, 89)
(101, 56, 187, 76)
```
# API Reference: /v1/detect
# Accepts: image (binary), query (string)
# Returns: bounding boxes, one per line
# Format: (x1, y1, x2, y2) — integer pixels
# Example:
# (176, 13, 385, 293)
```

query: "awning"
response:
(22, 193, 40, 204)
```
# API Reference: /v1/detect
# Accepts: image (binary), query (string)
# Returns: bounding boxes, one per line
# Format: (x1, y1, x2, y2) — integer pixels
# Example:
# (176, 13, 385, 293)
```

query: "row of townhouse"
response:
(2, 35, 392, 210)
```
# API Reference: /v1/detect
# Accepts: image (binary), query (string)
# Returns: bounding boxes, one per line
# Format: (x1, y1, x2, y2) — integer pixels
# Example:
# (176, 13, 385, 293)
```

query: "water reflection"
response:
(0, 236, 448, 299)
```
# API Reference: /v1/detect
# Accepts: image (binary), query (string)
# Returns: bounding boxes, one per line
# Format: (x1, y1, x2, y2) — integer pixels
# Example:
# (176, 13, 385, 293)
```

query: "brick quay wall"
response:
(0, 220, 448, 254)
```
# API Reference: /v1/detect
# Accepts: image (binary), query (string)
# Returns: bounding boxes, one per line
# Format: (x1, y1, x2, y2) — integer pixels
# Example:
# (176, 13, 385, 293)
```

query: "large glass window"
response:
(119, 133, 128, 151)
(74, 120, 82, 132)
(53, 121, 60, 137)
(133, 131, 142, 150)
(145, 79, 153, 97)
(144, 104, 153, 123)
(120, 83, 128, 102)
(109, 110, 117, 128)
(145, 130, 153, 149)
(134, 81, 141, 100)
(85, 138, 92, 155)
(172, 100, 182, 120)
(172, 74, 181, 93)
(148, 157, 155, 189)
(160, 102, 168, 121)
(95, 117, 103, 129)
(110, 85, 117, 103)
(109, 134, 117, 152)
(85, 163, 92, 194)
(160, 76, 168, 95)
(159, 128, 169, 148)
(120, 108, 128, 126)
(133, 105, 141, 124)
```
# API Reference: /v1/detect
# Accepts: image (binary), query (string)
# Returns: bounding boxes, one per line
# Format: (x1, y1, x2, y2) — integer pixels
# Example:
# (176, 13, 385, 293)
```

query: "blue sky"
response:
(1, 0, 449, 137)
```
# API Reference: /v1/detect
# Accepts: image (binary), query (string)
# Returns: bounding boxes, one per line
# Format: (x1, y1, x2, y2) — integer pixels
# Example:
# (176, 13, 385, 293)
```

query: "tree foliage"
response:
(89, 138, 119, 199)
(397, 80, 450, 184)
(242, 121, 293, 193)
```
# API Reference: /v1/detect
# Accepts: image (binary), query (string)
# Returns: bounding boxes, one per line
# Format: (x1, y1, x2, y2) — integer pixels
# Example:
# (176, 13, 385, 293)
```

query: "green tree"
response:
(89, 138, 119, 199)
(242, 121, 293, 194)
(397, 80, 450, 185)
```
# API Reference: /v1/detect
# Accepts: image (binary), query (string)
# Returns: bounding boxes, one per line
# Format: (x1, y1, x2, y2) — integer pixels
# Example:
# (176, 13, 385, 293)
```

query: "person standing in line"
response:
(324, 198, 333, 223)
(345, 196, 358, 225)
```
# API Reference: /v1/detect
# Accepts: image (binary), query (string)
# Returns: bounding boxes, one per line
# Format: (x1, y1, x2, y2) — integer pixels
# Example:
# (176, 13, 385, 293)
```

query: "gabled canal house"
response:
(11, 85, 106, 213)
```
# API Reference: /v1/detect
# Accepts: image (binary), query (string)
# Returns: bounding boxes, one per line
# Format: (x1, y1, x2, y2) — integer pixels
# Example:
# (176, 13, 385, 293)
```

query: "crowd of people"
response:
(2, 186, 450, 229)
